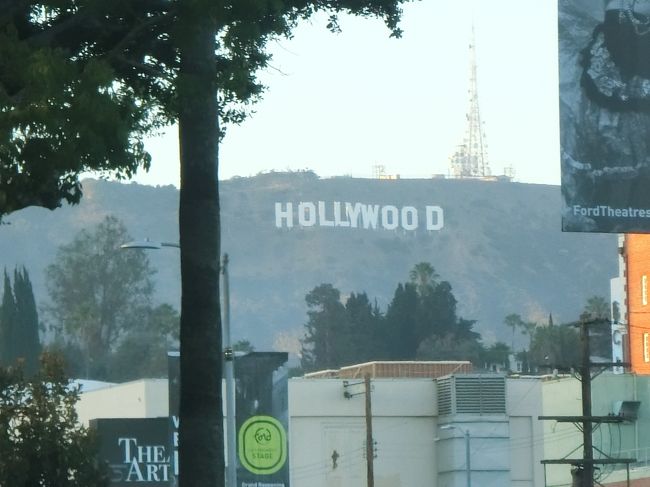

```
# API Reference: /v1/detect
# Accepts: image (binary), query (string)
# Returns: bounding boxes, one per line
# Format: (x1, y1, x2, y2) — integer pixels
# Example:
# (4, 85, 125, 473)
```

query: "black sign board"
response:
(91, 417, 171, 486)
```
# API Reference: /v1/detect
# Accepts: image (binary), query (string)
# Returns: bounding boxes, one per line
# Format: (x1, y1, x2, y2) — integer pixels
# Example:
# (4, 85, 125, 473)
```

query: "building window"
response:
(643, 275, 648, 306)
(644, 333, 650, 363)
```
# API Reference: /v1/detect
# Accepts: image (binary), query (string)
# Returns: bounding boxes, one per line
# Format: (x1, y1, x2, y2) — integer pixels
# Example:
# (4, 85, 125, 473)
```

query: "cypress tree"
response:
(0, 270, 16, 366)
(383, 283, 419, 360)
(13, 267, 41, 375)
(300, 284, 348, 371)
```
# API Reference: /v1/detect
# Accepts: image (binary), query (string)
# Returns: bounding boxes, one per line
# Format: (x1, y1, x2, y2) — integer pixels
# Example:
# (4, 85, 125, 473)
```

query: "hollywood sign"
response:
(275, 202, 444, 231)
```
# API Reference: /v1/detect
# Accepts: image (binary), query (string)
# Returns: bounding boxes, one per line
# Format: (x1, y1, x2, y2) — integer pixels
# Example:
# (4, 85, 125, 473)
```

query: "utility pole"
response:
(579, 318, 593, 485)
(343, 375, 375, 487)
(539, 317, 634, 486)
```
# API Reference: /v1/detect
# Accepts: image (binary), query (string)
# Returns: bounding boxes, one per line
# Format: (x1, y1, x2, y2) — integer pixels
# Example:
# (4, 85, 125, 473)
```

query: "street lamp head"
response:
(120, 239, 162, 250)
(120, 239, 180, 250)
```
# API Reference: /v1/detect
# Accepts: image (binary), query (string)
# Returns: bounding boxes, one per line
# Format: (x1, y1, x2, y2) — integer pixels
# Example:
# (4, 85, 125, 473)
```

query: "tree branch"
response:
(22, 2, 175, 54)
(0, 0, 30, 28)
(24, 9, 97, 49)
(113, 55, 173, 81)
(106, 11, 175, 58)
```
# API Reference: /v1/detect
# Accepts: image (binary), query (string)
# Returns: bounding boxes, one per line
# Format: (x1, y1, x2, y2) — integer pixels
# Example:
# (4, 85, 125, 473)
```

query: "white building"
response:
(290, 372, 552, 487)
(76, 378, 169, 426)
(288, 362, 647, 487)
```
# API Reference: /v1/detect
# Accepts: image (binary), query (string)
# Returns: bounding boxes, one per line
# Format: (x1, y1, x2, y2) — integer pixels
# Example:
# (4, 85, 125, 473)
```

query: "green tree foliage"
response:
(417, 333, 483, 365)
(582, 295, 612, 359)
(583, 296, 609, 319)
(504, 312, 582, 372)
(345, 292, 383, 361)
(0, 1, 409, 484)
(520, 320, 537, 352)
(502, 312, 538, 369)
(418, 281, 464, 339)
(11, 267, 41, 375)
(45, 216, 178, 380)
(45, 216, 153, 378)
(0, 353, 109, 486)
(383, 283, 419, 359)
(394, 267, 479, 361)
(0, 271, 16, 366)
(300, 284, 349, 371)
(504, 313, 525, 351)
(0, 267, 41, 374)
(301, 288, 385, 371)
(529, 323, 580, 372)
(301, 263, 483, 371)
(481, 342, 511, 371)
(233, 339, 255, 353)
(107, 304, 180, 382)
(409, 262, 439, 296)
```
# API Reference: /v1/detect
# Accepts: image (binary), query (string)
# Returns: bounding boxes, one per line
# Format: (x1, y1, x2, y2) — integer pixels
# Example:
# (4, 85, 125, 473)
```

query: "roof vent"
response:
(437, 374, 506, 416)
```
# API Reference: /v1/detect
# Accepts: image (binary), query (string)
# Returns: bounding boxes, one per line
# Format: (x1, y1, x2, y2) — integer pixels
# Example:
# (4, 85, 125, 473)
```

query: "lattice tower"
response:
(449, 26, 491, 178)
(372, 164, 386, 179)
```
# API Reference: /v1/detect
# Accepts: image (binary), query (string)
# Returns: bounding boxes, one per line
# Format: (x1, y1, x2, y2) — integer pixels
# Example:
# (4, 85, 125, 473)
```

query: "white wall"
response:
(76, 379, 169, 425)
(508, 378, 545, 487)
(541, 377, 583, 487)
(436, 420, 509, 487)
(289, 378, 438, 487)
(290, 376, 571, 487)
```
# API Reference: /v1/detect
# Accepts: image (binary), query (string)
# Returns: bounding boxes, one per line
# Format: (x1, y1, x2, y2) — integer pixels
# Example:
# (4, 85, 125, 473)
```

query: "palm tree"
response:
(520, 320, 537, 373)
(521, 321, 537, 350)
(583, 296, 609, 320)
(504, 313, 524, 351)
(409, 262, 439, 296)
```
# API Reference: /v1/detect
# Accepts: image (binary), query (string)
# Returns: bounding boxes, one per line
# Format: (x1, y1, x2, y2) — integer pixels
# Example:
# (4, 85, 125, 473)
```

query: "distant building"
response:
(613, 234, 650, 375)
(76, 378, 168, 426)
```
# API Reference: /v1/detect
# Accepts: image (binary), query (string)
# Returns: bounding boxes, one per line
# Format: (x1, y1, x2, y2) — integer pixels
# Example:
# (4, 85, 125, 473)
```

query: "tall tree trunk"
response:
(176, 1, 223, 485)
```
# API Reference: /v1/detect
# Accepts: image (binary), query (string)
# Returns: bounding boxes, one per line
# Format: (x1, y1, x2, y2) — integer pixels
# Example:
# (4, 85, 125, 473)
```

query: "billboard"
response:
(235, 352, 289, 487)
(91, 417, 171, 486)
(560, 0, 650, 233)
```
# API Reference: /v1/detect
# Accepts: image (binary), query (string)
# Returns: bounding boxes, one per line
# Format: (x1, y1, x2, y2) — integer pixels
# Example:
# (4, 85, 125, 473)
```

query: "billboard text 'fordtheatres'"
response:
(560, 0, 650, 233)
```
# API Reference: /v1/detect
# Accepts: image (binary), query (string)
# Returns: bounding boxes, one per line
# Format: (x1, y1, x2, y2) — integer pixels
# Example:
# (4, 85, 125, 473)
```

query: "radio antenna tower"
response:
(449, 25, 491, 178)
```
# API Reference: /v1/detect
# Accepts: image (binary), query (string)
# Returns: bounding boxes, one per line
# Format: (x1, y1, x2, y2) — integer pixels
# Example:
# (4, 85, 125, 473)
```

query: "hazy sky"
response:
(127, 0, 559, 187)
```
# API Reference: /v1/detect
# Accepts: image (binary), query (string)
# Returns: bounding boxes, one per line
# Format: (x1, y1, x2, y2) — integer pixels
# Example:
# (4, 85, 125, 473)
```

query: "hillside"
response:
(1, 172, 617, 350)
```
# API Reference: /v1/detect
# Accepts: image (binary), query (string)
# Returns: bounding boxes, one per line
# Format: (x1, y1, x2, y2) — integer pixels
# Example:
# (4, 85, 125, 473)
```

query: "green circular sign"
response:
(238, 415, 287, 475)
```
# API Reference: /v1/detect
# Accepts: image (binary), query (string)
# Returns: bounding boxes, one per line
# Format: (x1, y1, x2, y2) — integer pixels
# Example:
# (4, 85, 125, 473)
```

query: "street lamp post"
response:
(440, 425, 471, 487)
(221, 254, 237, 487)
(120, 239, 237, 487)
